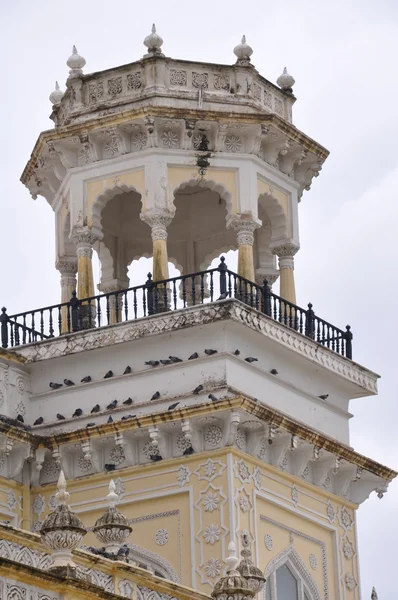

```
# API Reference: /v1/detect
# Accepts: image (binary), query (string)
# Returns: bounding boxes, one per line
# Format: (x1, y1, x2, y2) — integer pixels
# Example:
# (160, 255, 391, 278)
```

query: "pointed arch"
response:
(127, 543, 180, 582)
(264, 546, 322, 600)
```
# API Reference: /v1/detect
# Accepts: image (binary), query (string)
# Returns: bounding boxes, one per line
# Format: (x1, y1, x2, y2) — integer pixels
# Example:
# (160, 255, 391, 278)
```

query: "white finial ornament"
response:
(67, 45, 86, 79)
(49, 81, 64, 106)
(55, 470, 70, 505)
(143, 24, 164, 57)
(233, 35, 253, 66)
(225, 540, 239, 572)
(277, 67, 295, 92)
(107, 479, 119, 507)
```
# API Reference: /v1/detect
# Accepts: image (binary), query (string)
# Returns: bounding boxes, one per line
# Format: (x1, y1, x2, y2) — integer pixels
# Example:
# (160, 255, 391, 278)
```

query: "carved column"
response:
(56, 259, 77, 333)
(140, 209, 174, 282)
(272, 243, 299, 304)
(228, 215, 260, 282)
(70, 228, 99, 299)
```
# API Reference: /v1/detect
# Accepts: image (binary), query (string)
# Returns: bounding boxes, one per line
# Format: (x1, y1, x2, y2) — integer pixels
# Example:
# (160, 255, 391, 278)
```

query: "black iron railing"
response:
(0, 257, 353, 358)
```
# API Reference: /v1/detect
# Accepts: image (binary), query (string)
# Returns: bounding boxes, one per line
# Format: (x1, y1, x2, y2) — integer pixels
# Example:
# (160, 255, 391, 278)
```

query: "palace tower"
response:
(0, 27, 392, 600)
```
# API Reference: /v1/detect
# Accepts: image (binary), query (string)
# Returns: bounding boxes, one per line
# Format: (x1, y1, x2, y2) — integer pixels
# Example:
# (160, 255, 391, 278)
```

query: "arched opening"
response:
(264, 547, 322, 600)
(97, 189, 149, 290)
(168, 181, 236, 277)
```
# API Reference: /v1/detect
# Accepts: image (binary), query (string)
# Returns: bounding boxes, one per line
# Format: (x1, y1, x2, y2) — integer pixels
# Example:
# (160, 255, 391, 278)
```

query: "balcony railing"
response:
(0, 257, 353, 359)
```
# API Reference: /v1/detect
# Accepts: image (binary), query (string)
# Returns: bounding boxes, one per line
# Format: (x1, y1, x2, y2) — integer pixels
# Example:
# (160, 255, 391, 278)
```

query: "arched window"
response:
(264, 547, 321, 600)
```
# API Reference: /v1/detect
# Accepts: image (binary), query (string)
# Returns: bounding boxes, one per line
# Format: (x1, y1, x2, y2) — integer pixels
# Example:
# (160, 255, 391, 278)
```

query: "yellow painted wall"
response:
(29, 449, 359, 598)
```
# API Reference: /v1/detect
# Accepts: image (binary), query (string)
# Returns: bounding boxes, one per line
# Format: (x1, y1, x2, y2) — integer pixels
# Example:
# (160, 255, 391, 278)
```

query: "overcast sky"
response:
(1, 1, 398, 597)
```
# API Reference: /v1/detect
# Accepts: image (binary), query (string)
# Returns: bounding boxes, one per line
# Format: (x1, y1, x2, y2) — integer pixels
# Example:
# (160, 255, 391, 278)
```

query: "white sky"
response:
(1, 1, 398, 597)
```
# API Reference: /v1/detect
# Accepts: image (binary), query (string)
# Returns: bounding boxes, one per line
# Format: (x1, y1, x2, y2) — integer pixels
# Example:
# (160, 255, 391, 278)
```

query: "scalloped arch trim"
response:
(172, 178, 233, 221)
(264, 545, 322, 600)
(258, 191, 288, 243)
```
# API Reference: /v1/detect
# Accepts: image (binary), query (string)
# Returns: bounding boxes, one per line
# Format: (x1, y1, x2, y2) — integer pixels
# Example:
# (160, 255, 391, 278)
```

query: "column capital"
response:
(55, 259, 77, 276)
(227, 214, 261, 247)
(271, 242, 299, 270)
(140, 208, 175, 241)
(271, 242, 300, 258)
(70, 227, 102, 257)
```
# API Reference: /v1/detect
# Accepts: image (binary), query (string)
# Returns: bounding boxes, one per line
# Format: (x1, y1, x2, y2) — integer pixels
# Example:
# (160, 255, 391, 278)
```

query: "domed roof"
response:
(40, 471, 86, 535)
(211, 542, 255, 600)
(93, 506, 132, 531)
(40, 504, 86, 534)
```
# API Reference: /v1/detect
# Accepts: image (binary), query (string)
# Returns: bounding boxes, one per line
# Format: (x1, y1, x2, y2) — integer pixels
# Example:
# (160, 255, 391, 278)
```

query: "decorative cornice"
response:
(20, 109, 329, 188)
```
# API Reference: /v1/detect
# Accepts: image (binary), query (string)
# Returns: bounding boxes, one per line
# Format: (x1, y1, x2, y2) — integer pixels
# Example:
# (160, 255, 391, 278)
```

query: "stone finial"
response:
(40, 471, 86, 569)
(277, 67, 295, 92)
(233, 35, 253, 66)
(237, 531, 266, 593)
(67, 45, 86, 79)
(371, 588, 378, 600)
(143, 24, 164, 57)
(211, 541, 255, 600)
(49, 81, 64, 106)
(93, 479, 132, 554)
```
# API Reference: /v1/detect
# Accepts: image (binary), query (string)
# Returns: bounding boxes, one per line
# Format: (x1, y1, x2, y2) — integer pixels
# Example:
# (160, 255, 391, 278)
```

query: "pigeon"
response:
(270, 369, 279, 375)
(160, 359, 172, 366)
(193, 384, 204, 394)
(16, 414, 24, 423)
(104, 370, 113, 379)
(217, 292, 229, 300)
(107, 416, 113, 423)
(145, 361, 160, 367)
(49, 382, 63, 390)
(56, 413, 65, 420)
(151, 391, 160, 401)
(91, 404, 100, 413)
(81, 375, 92, 383)
(117, 544, 130, 558)
(123, 366, 132, 375)
(64, 379, 74, 386)
(72, 408, 83, 417)
(168, 402, 179, 411)
(188, 352, 199, 360)
(183, 445, 195, 456)
(245, 357, 258, 363)
(33, 417, 44, 426)
(107, 400, 118, 410)
(123, 397, 134, 406)
(204, 349, 217, 355)
(86, 423, 96, 428)
(169, 356, 182, 363)
(121, 414, 135, 420)
(318, 394, 329, 400)
(104, 463, 116, 471)
(150, 454, 163, 462)
(208, 394, 218, 402)
(233, 349, 240, 356)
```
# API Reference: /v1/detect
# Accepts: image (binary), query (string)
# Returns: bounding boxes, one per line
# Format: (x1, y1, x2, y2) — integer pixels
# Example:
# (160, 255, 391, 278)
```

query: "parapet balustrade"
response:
(0, 258, 352, 359)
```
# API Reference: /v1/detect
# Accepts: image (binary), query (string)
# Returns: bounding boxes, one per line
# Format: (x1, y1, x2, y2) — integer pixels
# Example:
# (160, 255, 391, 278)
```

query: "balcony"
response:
(0, 257, 352, 359)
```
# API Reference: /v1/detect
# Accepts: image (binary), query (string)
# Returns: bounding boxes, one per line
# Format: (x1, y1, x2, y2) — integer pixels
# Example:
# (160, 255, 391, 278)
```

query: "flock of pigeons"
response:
(32, 349, 260, 426)
(11, 348, 329, 429)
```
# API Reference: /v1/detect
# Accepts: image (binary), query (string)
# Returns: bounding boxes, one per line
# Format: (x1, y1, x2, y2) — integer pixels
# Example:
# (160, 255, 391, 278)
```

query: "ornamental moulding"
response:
(13, 299, 378, 395)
